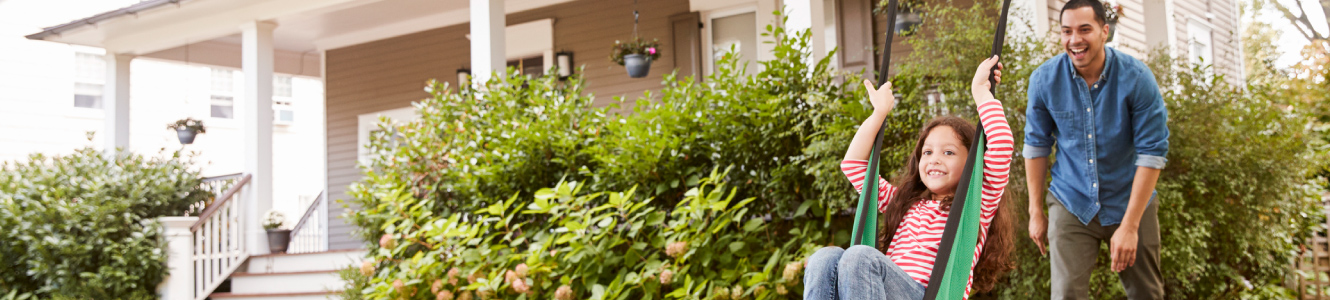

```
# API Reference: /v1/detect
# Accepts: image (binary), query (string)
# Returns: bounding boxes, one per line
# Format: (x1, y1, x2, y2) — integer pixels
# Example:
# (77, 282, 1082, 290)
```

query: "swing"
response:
(848, 0, 1013, 298)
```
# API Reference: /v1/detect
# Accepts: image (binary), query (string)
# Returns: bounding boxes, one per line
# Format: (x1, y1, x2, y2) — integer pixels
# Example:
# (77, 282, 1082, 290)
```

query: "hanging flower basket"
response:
(609, 38, 661, 78)
(166, 117, 206, 145)
(894, 11, 923, 37)
(1104, 1, 1124, 42)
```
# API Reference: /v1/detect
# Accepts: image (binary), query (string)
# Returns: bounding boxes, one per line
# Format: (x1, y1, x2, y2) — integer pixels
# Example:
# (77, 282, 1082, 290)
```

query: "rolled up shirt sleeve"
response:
(1129, 69, 1170, 169)
(1023, 74, 1055, 159)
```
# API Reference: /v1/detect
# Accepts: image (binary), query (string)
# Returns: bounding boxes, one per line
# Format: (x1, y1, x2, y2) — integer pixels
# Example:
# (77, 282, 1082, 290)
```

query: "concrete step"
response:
(244, 249, 366, 273)
(229, 270, 343, 294)
(209, 291, 338, 300)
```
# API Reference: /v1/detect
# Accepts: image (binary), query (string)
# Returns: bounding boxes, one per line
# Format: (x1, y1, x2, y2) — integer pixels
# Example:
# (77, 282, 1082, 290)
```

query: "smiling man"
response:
(1022, 0, 1170, 299)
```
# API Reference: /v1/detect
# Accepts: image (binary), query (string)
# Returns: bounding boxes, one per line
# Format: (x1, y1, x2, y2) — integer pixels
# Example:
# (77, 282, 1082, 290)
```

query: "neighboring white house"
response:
(0, 0, 327, 224)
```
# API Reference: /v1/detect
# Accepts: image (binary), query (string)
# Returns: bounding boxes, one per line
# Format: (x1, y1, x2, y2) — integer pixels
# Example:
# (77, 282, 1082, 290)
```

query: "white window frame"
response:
(701, 4, 760, 77)
(73, 52, 106, 109)
(1186, 16, 1215, 69)
(357, 107, 419, 166)
(503, 19, 555, 75)
(209, 68, 238, 120)
(274, 75, 295, 126)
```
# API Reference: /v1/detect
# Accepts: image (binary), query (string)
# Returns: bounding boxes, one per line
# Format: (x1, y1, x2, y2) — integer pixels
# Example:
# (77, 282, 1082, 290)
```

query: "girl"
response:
(803, 56, 1016, 300)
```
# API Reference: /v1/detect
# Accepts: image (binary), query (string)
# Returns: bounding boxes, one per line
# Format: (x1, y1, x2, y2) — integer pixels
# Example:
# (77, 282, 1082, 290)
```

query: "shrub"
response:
(345, 1, 1328, 298)
(351, 169, 819, 299)
(0, 147, 210, 299)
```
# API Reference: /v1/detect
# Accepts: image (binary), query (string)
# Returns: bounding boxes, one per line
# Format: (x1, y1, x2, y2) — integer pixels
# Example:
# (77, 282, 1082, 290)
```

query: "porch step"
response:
(214, 250, 367, 298)
(229, 270, 344, 294)
(209, 291, 338, 300)
(245, 249, 365, 273)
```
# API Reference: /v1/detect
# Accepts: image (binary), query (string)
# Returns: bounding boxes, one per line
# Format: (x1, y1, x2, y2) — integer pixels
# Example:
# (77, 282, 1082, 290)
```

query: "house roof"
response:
(24, 0, 185, 41)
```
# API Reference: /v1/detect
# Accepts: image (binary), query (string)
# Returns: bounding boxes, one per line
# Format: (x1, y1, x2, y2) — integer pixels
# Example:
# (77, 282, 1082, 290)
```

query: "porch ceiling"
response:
(28, 0, 574, 56)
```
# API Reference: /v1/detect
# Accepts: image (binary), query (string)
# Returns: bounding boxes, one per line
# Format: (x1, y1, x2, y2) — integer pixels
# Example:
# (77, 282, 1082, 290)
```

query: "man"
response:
(1024, 0, 1170, 298)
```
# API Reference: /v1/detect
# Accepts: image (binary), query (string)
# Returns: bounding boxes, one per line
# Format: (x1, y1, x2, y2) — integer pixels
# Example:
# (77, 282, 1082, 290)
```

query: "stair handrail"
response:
(290, 190, 325, 241)
(191, 174, 251, 232)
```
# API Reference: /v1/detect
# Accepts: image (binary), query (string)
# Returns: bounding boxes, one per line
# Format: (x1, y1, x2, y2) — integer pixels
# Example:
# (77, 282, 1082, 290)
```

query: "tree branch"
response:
(1275, 0, 1319, 41)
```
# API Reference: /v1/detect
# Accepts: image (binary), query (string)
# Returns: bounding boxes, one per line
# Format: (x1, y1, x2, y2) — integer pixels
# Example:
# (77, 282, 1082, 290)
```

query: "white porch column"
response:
(241, 20, 276, 255)
(783, 0, 829, 66)
(470, 0, 506, 84)
(103, 53, 133, 153)
(156, 216, 198, 300)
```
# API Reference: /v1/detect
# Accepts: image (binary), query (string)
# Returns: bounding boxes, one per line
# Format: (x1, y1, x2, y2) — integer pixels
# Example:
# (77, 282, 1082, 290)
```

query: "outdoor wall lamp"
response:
(555, 51, 573, 80)
(457, 68, 471, 89)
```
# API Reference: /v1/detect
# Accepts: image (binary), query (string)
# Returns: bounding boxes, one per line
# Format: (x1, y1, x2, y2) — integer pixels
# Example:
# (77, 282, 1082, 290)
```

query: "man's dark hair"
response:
(1060, 0, 1107, 25)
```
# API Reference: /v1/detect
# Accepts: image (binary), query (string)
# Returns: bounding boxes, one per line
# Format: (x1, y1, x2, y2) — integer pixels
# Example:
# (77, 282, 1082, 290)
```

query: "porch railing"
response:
(189, 173, 244, 216)
(287, 190, 327, 254)
(190, 174, 251, 300)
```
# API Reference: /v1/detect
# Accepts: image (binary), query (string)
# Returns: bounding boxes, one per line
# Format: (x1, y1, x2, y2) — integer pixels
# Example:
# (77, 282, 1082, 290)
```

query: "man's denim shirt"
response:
(1024, 47, 1170, 226)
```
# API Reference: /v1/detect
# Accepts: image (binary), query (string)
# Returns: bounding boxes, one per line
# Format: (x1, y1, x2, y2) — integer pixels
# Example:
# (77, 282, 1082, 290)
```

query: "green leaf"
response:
(742, 218, 764, 232)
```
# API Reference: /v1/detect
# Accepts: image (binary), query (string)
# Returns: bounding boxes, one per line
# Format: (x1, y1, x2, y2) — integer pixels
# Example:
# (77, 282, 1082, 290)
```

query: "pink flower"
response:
(647, 47, 657, 55)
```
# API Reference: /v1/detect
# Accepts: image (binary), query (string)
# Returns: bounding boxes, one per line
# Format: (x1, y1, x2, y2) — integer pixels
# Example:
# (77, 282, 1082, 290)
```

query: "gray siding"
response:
(323, 0, 691, 250)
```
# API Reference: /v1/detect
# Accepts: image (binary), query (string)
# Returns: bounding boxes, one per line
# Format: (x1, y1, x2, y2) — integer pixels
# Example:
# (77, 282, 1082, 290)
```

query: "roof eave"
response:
(24, 0, 185, 41)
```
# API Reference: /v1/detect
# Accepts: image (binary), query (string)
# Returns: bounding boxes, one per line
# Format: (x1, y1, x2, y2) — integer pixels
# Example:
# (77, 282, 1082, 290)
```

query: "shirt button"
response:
(1086, 108, 1091, 112)
(1093, 183, 1098, 188)
(1088, 134, 1093, 139)
(1089, 159, 1094, 164)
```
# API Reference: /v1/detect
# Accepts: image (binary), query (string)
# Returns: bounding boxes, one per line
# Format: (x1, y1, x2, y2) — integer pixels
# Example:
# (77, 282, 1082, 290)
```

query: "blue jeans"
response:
(803, 245, 926, 300)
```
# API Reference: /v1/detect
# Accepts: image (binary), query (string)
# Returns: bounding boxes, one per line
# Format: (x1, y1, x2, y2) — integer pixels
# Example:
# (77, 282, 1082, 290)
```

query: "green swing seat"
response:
(849, 0, 1012, 298)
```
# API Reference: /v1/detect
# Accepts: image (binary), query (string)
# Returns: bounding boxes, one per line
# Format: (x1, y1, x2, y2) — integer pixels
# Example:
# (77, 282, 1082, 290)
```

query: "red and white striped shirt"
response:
(841, 99, 1013, 297)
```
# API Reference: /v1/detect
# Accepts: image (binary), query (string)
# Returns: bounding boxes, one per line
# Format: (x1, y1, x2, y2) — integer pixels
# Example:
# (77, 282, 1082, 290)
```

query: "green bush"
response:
(0, 147, 210, 299)
(345, 2, 1328, 299)
(349, 168, 819, 299)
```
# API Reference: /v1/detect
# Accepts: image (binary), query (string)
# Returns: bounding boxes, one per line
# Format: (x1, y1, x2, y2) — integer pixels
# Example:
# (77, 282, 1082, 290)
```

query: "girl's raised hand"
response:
(862, 79, 897, 116)
(971, 55, 1003, 104)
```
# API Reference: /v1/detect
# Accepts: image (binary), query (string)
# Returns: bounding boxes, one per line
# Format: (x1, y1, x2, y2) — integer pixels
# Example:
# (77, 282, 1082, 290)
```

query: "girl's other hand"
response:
(862, 80, 897, 116)
(971, 55, 1003, 104)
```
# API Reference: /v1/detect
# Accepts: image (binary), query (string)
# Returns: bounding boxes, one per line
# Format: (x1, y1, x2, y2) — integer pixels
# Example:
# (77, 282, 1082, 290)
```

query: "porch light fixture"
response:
(457, 68, 471, 89)
(555, 51, 573, 79)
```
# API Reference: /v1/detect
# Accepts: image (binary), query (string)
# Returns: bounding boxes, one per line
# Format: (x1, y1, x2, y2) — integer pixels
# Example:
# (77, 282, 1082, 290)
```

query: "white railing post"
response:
(158, 216, 198, 300)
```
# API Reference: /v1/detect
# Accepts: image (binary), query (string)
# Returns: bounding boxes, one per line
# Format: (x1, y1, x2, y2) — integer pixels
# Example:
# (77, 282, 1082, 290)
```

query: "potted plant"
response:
(1104, 0, 1124, 42)
(167, 117, 206, 145)
(609, 38, 661, 78)
(263, 210, 291, 254)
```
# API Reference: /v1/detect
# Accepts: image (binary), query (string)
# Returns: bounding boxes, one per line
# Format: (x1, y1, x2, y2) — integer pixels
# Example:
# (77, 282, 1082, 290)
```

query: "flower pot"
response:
(267, 229, 292, 254)
(624, 54, 652, 78)
(176, 129, 198, 144)
(894, 12, 923, 36)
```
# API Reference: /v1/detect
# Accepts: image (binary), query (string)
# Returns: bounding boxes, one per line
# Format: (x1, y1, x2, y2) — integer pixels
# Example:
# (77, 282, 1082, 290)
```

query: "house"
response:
(22, 0, 1239, 298)
(0, 0, 326, 237)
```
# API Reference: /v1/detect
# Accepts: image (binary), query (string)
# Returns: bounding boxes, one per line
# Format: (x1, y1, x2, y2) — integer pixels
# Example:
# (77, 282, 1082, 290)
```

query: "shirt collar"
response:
(1066, 46, 1115, 82)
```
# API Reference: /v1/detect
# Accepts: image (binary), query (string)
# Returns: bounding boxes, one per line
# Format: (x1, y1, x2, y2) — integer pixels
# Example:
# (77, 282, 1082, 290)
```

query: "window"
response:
(709, 11, 758, 74)
(74, 53, 105, 108)
(507, 56, 544, 76)
(274, 76, 295, 124)
(210, 69, 235, 119)
(358, 107, 419, 166)
(1186, 18, 1214, 68)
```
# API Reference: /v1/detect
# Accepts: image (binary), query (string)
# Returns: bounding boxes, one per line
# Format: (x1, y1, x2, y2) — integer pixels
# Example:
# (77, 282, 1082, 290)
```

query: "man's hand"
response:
(1029, 209, 1048, 256)
(1110, 226, 1138, 272)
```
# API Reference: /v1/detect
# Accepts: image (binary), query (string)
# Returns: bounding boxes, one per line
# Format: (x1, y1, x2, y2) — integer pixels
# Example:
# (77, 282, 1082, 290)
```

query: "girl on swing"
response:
(804, 56, 1017, 300)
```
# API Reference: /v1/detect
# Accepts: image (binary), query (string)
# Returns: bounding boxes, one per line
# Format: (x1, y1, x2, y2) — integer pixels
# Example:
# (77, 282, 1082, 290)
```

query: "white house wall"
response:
(0, 0, 326, 229)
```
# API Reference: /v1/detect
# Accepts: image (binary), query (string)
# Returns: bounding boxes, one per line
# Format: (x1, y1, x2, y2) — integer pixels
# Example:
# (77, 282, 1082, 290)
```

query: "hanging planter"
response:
(1104, 1, 1124, 42)
(610, 38, 661, 78)
(166, 117, 206, 145)
(894, 11, 923, 36)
